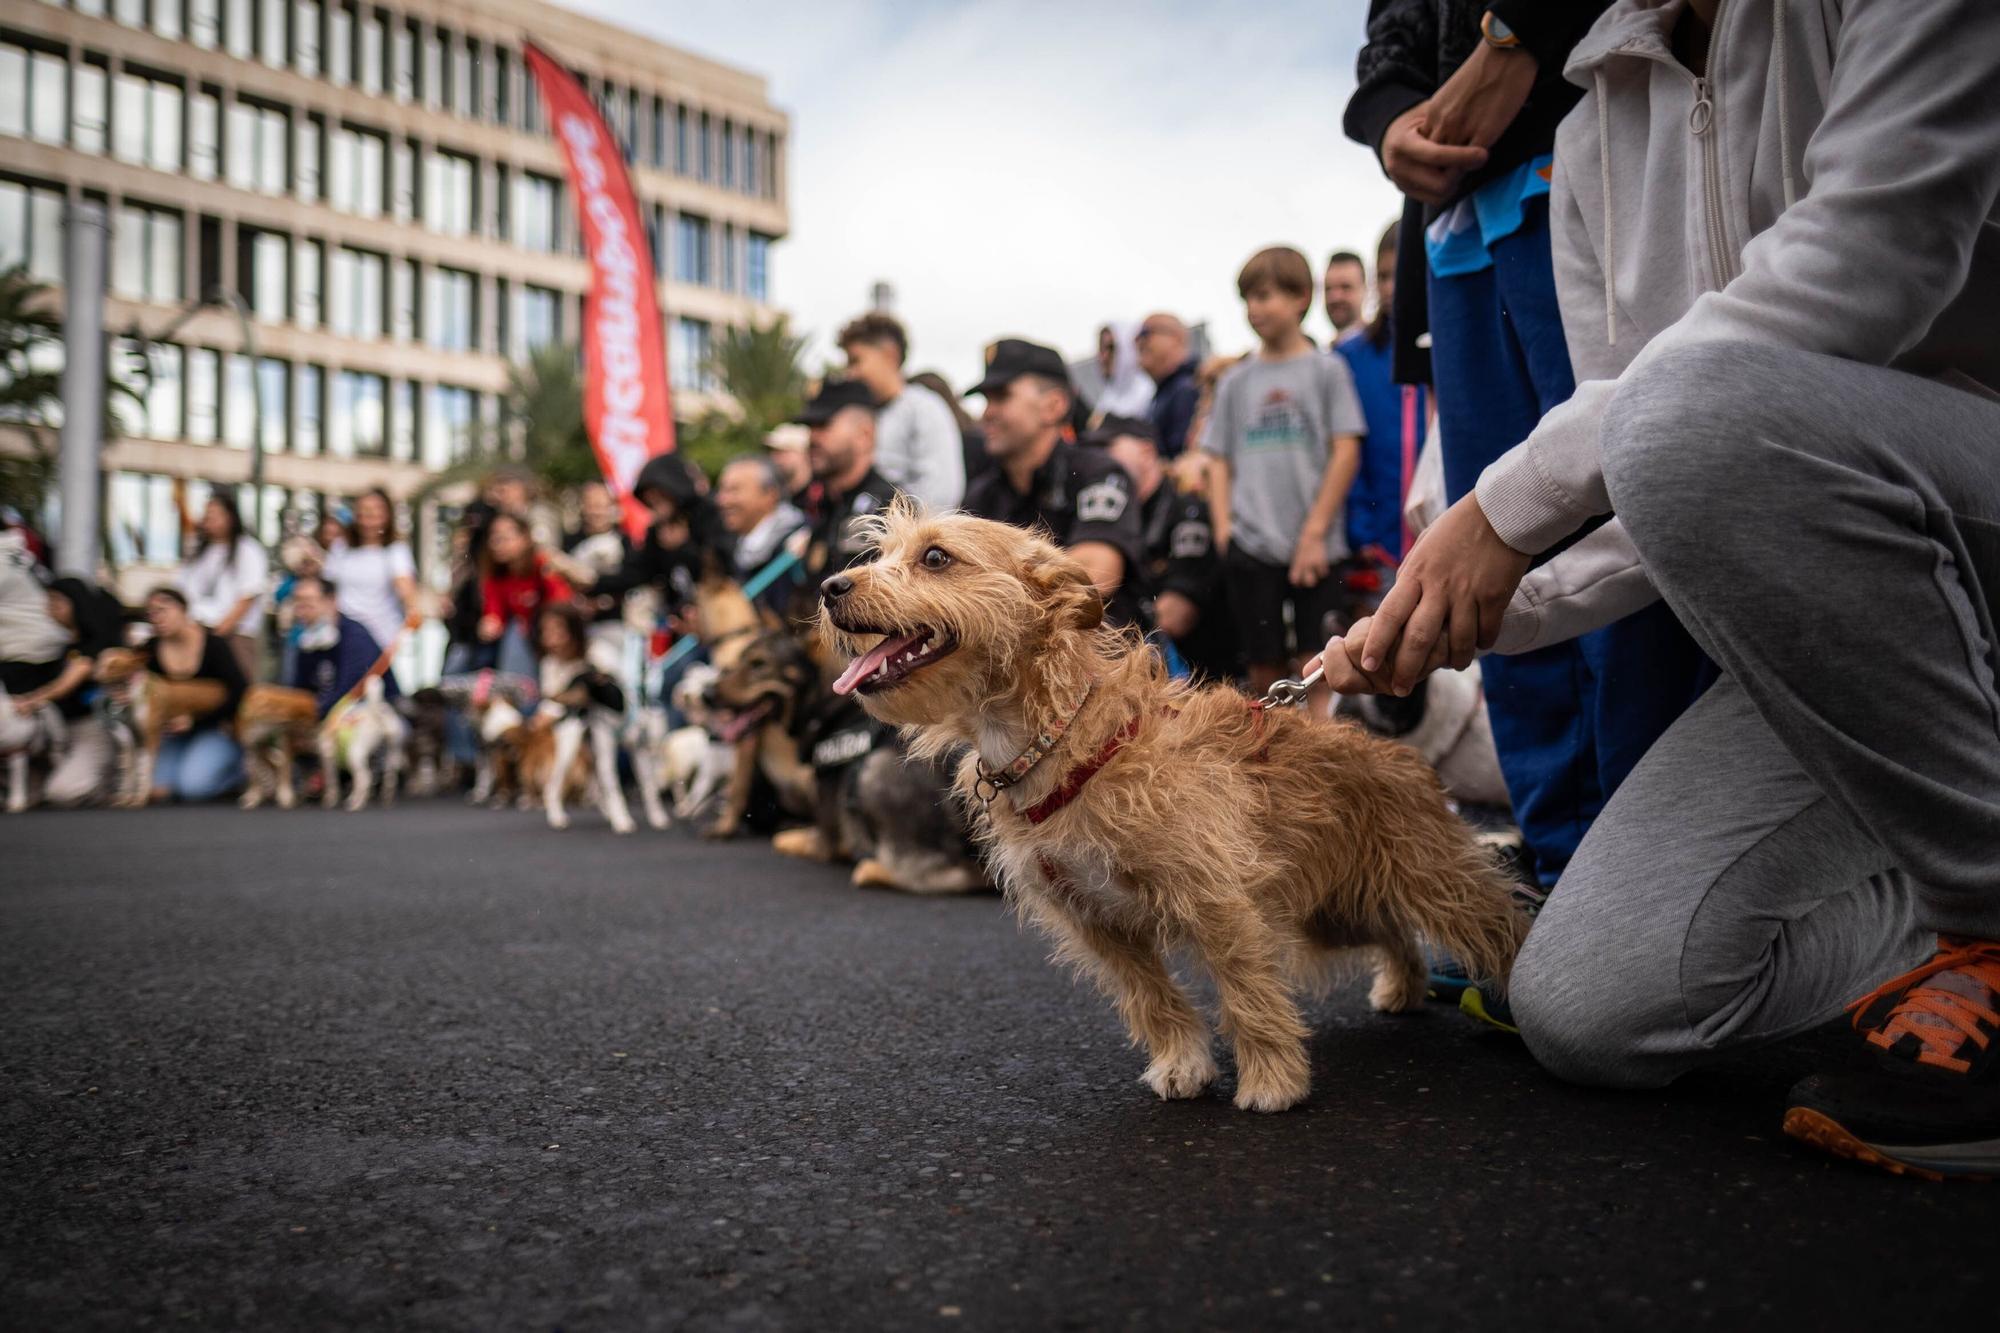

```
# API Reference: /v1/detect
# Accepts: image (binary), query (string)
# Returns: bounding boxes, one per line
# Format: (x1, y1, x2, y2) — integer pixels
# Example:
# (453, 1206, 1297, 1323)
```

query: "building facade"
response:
(0, 0, 788, 588)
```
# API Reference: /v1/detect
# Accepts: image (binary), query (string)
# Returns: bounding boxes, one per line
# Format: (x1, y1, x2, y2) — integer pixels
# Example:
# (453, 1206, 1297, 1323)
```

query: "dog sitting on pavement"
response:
(701, 627, 817, 839)
(320, 674, 408, 811)
(820, 505, 1526, 1113)
(94, 647, 230, 808)
(237, 684, 321, 810)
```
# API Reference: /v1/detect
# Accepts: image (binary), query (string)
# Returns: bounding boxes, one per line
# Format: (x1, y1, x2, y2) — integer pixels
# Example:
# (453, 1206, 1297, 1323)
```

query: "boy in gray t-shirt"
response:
(1202, 246, 1366, 696)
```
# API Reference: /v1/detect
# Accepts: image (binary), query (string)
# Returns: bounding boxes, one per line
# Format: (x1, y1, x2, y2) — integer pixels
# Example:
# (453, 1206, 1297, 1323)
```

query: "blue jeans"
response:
(1429, 202, 1714, 885)
(152, 730, 244, 802)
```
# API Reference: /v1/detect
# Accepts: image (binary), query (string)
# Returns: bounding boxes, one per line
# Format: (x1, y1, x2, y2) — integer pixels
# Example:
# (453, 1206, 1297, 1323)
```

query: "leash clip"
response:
(1256, 664, 1324, 710)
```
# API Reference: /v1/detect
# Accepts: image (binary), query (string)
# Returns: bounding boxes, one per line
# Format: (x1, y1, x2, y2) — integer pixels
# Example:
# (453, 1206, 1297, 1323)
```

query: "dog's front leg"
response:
(589, 715, 635, 834)
(319, 732, 341, 809)
(239, 742, 268, 809)
(274, 736, 298, 810)
(633, 739, 670, 830)
(1063, 914, 1218, 1101)
(1184, 903, 1312, 1113)
(704, 737, 757, 839)
(546, 719, 581, 829)
(5, 751, 26, 813)
(470, 749, 494, 805)
(345, 731, 375, 812)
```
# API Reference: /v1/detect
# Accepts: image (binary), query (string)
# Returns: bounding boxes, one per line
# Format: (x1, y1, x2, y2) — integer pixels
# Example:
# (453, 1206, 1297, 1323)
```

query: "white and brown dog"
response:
(320, 675, 408, 811)
(820, 506, 1525, 1113)
(0, 683, 65, 813)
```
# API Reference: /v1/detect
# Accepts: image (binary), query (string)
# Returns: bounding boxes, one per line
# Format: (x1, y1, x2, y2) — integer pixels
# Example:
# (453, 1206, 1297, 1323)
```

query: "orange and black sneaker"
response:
(1783, 936, 2000, 1182)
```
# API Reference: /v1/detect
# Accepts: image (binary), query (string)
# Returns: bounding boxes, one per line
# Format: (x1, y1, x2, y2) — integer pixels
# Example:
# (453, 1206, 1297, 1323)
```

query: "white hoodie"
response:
(1479, 0, 2000, 655)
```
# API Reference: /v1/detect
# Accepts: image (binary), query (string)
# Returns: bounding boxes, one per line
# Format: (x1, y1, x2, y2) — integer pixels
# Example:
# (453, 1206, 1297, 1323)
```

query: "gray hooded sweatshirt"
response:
(1479, 0, 2000, 655)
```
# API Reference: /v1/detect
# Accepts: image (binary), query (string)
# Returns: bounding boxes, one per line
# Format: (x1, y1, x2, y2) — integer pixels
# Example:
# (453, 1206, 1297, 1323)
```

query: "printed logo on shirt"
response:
(1243, 388, 1312, 453)
(1169, 520, 1211, 560)
(1076, 478, 1129, 524)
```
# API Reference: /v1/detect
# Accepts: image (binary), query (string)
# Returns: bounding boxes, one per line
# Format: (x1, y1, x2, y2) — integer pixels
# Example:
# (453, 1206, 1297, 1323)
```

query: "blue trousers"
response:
(1429, 203, 1713, 885)
(152, 730, 244, 802)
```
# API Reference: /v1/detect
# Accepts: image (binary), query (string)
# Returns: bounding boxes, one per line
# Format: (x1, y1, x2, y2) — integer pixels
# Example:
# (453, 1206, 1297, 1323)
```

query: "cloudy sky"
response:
(567, 0, 1400, 387)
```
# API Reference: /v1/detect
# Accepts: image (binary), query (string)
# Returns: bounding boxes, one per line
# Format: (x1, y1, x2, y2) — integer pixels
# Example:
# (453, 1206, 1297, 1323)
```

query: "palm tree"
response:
(0, 265, 69, 515)
(680, 315, 810, 479)
(417, 341, 599, 499)
(0, 264, 141, 517)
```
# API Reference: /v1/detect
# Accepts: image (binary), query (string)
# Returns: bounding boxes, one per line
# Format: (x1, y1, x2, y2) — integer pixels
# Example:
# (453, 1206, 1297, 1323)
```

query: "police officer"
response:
(797, 378, 901, 581)
(787, 378, 904, 838)
(962, 339, 1145, 625)
(1093, 416, 1234, 681)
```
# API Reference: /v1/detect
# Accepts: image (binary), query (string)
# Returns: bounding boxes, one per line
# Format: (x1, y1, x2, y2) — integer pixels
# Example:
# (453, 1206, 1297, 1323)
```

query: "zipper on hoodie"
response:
(1689, 75, 1735, 292)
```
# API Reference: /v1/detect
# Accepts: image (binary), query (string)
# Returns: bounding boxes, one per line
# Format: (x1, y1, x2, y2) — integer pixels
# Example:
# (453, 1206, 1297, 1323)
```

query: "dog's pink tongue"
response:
(833, 632, 921, 697)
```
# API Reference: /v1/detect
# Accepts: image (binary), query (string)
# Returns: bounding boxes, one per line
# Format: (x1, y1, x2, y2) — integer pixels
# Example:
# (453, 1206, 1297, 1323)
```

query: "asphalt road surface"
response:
(3, 802, 1992, 1330)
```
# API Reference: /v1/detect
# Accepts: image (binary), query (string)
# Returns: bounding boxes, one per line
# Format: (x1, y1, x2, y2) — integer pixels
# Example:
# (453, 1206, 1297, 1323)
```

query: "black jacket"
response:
(1343, 0, 1612, 385)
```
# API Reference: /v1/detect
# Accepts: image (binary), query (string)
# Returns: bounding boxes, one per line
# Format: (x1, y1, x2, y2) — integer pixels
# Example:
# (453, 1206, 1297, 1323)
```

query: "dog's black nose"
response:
(820, 573, 853, 602)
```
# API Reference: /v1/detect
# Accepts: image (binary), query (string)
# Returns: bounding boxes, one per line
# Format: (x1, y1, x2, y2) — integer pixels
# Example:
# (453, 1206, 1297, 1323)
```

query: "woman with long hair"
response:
(141, 586, 248, 802)
(324, 488, 419, 671)
(477, 511, 570, 677)
(177, 492, 269, 681)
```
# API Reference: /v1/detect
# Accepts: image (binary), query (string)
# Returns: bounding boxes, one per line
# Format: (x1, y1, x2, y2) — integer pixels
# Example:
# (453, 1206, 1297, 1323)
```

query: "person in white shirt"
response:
(323, 488, 419, 679)
(839, 312, 965, 510)
(177, 492, 270, 681)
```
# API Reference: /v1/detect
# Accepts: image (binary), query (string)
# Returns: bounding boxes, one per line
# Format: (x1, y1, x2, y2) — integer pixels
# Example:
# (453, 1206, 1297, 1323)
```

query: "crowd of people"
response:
(5, 0, 1996, 1178)
(0, 243, 1414, 812)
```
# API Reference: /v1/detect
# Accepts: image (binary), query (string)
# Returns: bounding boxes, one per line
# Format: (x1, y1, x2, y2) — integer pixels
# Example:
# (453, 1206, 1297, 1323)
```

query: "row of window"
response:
(32, 0, 783, 200)
(111, 338, 489, 469)
(108, 472, 287, 565)
(1, 44, 779, 296)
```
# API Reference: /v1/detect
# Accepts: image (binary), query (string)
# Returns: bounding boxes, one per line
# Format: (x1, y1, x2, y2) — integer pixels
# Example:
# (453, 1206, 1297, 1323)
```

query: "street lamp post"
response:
(56, 201, 109, 576)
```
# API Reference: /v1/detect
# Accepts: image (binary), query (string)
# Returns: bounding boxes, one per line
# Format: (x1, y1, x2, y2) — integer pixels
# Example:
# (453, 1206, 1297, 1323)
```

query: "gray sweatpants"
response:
(1511, 342, 2000, 1089)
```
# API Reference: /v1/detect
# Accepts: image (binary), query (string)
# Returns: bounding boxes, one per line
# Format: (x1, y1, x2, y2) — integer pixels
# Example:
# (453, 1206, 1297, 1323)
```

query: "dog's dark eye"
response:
(921, 546, 952, 571)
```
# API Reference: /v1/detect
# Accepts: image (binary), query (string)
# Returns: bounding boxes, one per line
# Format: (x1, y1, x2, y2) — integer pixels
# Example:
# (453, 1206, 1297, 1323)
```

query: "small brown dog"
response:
(507, 715, 590, 809)
(96, 648, 231, 808)
(237, 684, 321, 810)
(820, 506, 1525, 1112)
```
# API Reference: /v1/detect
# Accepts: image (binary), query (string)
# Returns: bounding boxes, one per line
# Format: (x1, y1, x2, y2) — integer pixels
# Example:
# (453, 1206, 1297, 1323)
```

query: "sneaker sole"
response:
(1781, 1108, 1994, 1183)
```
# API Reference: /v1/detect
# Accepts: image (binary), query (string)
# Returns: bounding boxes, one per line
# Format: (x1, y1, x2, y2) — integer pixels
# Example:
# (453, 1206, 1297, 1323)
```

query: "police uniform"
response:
(1135, 478, 1235, 680)
(961, 339, 1147, 627)
(962, 438, 1146, 627)
(806, 468, 900, 578)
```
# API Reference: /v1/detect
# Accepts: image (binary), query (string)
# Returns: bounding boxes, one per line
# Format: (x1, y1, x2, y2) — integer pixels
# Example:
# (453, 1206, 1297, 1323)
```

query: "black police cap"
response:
(794, 378, 878, 425)
(964, 338, 1072, 399)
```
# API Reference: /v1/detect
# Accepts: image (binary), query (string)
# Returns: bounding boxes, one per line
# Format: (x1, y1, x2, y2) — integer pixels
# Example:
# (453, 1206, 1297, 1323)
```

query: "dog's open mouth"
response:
(715, 699, 775, 743)
(831, 627, 958, 697)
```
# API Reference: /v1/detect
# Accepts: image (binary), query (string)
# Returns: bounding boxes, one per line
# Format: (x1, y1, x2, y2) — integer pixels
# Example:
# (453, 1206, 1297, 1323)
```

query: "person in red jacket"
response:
(477, 512, 570, 676)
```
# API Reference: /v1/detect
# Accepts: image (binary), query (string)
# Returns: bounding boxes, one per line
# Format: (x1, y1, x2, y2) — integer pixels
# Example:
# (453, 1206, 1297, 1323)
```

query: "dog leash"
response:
(1255, 664, 1323, 710)
(649, 548, 803, 683)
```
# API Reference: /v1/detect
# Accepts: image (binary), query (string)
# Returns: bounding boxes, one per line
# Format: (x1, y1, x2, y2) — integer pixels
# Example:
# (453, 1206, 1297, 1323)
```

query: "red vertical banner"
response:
(523, 41, 675, 537)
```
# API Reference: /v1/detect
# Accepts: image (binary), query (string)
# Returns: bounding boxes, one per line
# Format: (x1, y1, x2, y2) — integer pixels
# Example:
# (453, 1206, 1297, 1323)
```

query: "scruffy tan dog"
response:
(819, 505, 1525, 1112)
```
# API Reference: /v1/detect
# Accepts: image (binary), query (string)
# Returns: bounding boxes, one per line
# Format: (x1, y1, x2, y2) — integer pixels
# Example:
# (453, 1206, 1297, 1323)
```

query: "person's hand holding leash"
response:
(1327, 493, 1529, 696)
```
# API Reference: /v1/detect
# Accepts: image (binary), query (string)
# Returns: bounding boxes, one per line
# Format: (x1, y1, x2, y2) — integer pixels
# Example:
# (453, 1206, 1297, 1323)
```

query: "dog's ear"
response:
(1023, 549, 1104, 632)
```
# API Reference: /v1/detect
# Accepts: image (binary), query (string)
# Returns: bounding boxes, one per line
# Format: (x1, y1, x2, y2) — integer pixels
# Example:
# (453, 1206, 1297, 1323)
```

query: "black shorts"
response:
(1221, 545, 1346, 668)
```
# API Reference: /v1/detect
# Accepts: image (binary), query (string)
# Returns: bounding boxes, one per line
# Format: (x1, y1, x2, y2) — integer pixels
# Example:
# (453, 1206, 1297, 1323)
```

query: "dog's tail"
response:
(1387, 823, 1531, 994)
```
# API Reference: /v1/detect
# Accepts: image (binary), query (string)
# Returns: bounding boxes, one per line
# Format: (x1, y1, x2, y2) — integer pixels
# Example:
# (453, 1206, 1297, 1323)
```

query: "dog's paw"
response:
(276, 791, 297, 811)
(547, 809, 571, 831)
(238, 790, 263, 810)
(644, 808, 671, 831)
(771, 827, 832, 861)
(1368, 963, 1428, 1014)
(702, 816, 739, 840)
(1231, 1048, 1311, 1113)
(1141, 1046, 1218, 1101)
(607, 813, 634, 835)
